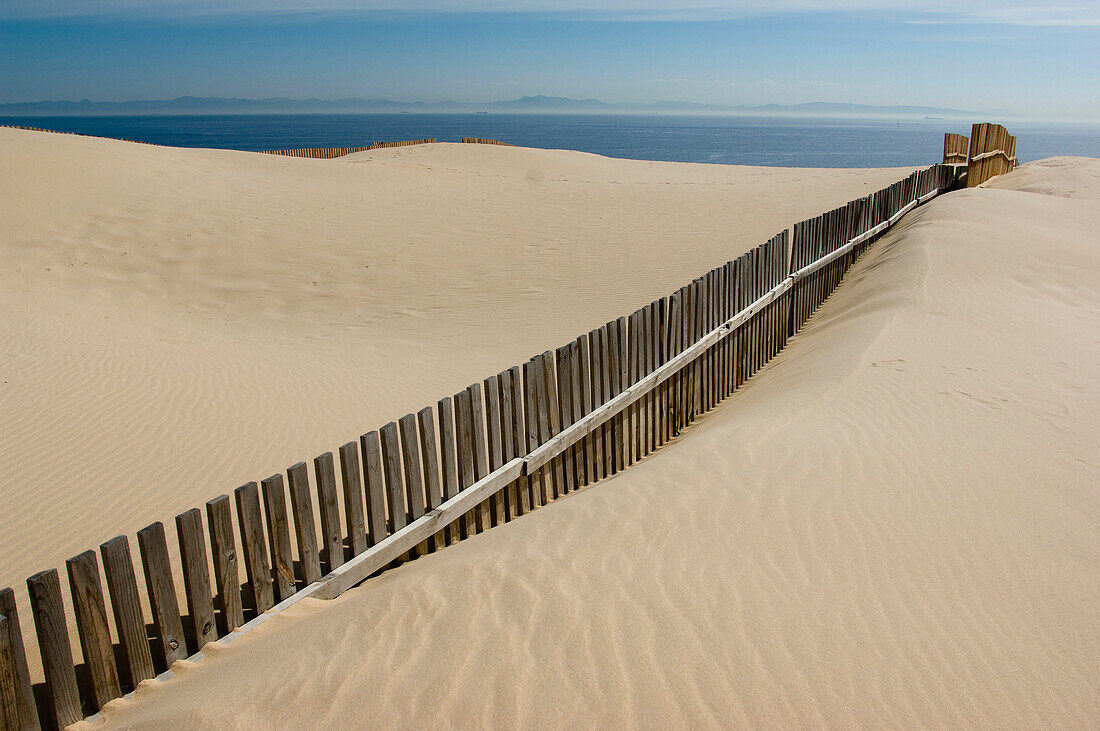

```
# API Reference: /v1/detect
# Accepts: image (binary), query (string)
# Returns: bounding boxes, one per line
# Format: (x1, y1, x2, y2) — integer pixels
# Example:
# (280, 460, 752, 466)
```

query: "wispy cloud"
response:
(897, 6, 1100, 26)
(3, 0, 1100, 24)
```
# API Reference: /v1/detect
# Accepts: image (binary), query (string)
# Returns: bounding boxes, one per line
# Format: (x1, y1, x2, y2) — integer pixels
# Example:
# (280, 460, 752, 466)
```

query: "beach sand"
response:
(0, 128, 912, 607)
(70, 155, 1100, 728)
(3, 127, 1096, 727)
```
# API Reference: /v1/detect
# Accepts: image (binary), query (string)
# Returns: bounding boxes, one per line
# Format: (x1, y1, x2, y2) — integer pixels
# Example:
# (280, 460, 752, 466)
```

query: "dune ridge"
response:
(75, 156, 1100, 729)
(0, 126, 915, 610)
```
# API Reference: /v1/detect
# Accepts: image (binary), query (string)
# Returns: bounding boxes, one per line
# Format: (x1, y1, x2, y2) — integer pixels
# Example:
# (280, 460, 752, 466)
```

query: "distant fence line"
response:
(941, 122, 1018, 187)
(259, 138, 438, 159)
(0, 126, 512, 157)
(461, 137, 514, 146)
(0, 124, 171, 149)
(0, 143, 964, 728)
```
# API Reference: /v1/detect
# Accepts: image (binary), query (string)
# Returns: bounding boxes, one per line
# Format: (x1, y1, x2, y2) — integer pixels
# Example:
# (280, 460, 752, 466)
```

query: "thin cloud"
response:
(4, 0, 1100, 24)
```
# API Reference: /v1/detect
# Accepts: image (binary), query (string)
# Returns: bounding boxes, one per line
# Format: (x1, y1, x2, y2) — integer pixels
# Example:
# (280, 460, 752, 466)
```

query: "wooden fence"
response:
(259, 138, 438, 159)
(461, 137, 514, 146)
(966, 123, 1017, 187)
(942, 133, 969, 165)
(941, 124, 1017, 187)
(1, 157, 962, 730)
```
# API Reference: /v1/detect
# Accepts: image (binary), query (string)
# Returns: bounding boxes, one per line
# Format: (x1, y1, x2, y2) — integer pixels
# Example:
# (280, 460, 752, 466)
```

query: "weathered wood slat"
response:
(0, 588, 39, 729)
(454, 389, 478, 535)
(1, 610, 39, 731)
(337, 442, 368, 557)
(360, 431, 389, 548)
(586, 328, 606, 481)
(483, 374, 506, 524)
(233, 482, 274, 615)
(260, 475, 296, 602)
(65, 551, 121, 709)
(572, 337, 590, 486)
(497, 370, 519, 519)
(287, 462, 322, 586)
(523, 359, 547, 507)
(204, 495, 245, 635)
(312, 452, 344, 570)
(27, 569, 82, 728)
(438, 397, 461, 543)
(174, 508, 217, 650)
(136, 522, 188, 674)
(417, 406, 444, 549)
(380, 421, 408, 536)
(468, 383, 492, 531)
(507, 365, 532, 515)
(534, 354, 558, 500)
(555, 345, 576, 493)
(398, 413, 426, 557)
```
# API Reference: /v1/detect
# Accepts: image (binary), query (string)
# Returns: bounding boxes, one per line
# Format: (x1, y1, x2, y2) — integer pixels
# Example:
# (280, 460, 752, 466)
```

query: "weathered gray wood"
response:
(27, 569, 82, 728)
(97, 536, 154, 690)
(1, 611, 38, 731)
(454, 389, 479, 535)
(380, 421, 407, 535)
(522, 359, 547, 507)
(647, 301, 659, 452)
(233, 482, 274, 615)
(572, 338, 590, 487)
(593, 325, 611, 479)
(398, 414, 426, 557)
(337, 442, 368, 557)
(65, 550, 121, 709)
(204, 495, 244, 635)
(174, 508, 216, 650)
(627, 311, 641, 465)
(483, 375, 506, 524)
(136, 522, 188, 673)
(260, 475, 295, 602)
(417, 406, 443, 549)
(532, 356, 555, 502)
(508, 365, 532, 515)
(607, 320, 623, 472)
(585, 329, 605, 482)
(438, 397, 461, 543)
(603, 322, 618, 473)
(312, 452, 344, 570)
(467, 383, 492, 532)
(555, 345, 576, 493)
(497, 370, 518, 520)
(539, 351, 564, 499)
(359, 432, 389, 548)
(286, 462, 322, 586)
(310, 458, 524, 601)
(0, 588, 39, 729)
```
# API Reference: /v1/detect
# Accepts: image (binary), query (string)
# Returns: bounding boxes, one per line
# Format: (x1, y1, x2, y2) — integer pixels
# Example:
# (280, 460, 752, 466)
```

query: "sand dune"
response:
(70, 156, 1100, 728)
(0, 127, 914, 605)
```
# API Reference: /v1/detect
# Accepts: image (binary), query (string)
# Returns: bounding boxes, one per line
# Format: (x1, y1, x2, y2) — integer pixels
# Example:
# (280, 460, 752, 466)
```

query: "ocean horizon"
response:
(5, 113, 1098, 168)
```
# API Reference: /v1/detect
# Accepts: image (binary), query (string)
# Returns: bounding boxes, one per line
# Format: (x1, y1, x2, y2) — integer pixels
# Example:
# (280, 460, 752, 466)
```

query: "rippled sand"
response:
(69, 154, 1100, 727)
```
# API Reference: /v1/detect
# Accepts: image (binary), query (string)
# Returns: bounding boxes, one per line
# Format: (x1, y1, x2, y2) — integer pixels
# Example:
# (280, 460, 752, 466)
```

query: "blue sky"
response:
(1, 2, 1098, 120)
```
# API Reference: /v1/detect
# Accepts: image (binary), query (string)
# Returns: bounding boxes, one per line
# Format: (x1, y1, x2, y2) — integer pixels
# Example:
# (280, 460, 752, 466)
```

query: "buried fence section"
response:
(261, 138, 439, 159)
(943, 132, 969, 165)
(965, 123, 1017, 187)
(1, 162, 969, 729)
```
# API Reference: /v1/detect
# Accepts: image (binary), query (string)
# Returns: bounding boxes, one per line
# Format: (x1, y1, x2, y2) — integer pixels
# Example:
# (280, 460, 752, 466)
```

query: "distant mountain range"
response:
(0, 95, 977, 118)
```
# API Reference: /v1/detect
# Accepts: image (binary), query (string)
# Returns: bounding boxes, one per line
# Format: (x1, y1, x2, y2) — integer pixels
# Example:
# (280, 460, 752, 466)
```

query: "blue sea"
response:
(2, 114, 1097, 168)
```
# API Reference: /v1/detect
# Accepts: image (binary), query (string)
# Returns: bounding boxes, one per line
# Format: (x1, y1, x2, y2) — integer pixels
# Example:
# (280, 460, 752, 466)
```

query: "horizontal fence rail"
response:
(1, 133, 983, 729)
